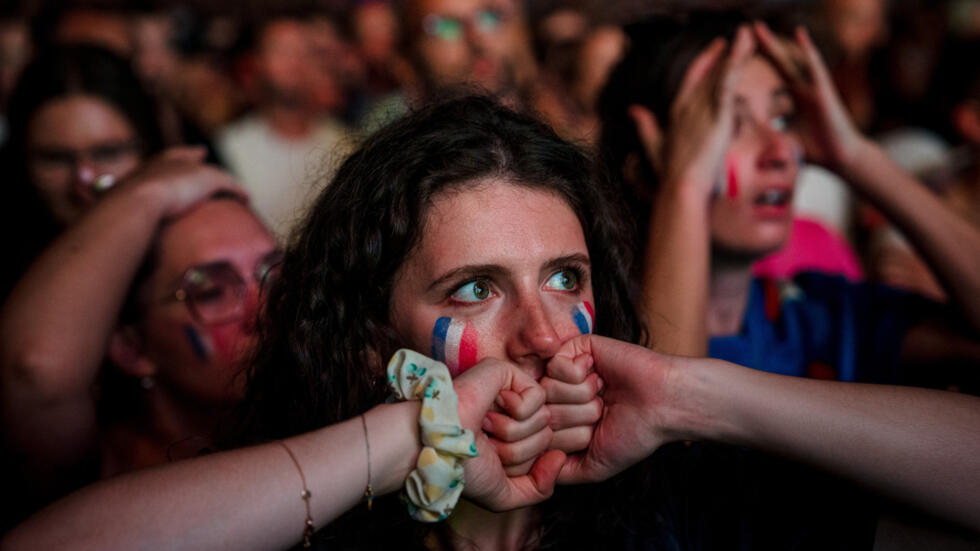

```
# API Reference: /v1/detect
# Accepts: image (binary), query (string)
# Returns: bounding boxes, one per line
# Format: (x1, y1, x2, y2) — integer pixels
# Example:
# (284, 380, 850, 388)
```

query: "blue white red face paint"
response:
(571, 301, 594, 334)
(183, 324, 215, 361)
(431, 317, 478, 377)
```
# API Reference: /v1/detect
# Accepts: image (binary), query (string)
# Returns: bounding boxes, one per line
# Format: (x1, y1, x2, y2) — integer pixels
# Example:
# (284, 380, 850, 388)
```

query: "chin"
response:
(711, 239, 787, 265)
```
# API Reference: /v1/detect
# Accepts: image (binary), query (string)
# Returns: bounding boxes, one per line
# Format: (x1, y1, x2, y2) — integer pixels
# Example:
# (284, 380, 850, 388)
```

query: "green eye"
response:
(424, 15, 463, 41)
(545, 270, 578, 291)
(476, 9, 502, 32)
(451, 279, 492, 302)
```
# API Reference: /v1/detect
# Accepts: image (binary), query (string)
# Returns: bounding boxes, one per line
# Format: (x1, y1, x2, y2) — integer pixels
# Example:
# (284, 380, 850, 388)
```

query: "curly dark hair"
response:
(227, 95, 643, 547)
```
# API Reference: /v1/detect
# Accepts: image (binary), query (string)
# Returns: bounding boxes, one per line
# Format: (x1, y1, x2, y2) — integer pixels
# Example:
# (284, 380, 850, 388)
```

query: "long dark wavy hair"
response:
(228, 95, 643, 548)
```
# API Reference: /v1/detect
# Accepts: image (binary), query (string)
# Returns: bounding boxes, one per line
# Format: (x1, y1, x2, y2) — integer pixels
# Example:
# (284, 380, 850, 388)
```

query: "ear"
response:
(107, 326, 157, 379)
(952, 100, 980, 145)
(627, 104, 664, 174)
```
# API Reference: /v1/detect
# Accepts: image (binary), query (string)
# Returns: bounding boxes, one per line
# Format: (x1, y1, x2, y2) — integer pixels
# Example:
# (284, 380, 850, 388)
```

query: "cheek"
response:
(191, 323, 250, 367)
(726, 155, 739, 200)
(182, 324, 215, 361)
(430, 316, 480, 377)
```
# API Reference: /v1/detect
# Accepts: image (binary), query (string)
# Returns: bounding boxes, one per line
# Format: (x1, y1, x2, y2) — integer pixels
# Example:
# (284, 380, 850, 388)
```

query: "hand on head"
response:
(630, 25, 756, 197)
(752, 23, 864, 168)
(110, 146, 248, 218)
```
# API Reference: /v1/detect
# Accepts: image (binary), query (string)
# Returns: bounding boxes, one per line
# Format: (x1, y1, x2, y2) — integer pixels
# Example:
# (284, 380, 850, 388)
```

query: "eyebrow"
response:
(425, 253, 592, 292)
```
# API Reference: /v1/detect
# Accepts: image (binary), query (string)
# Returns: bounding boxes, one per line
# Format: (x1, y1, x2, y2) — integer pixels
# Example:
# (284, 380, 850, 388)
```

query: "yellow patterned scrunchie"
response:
(387, 349, 478, 522)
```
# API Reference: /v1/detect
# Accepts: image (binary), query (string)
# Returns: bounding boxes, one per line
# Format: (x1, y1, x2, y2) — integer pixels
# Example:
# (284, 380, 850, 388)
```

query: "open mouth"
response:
(753, 188, 792, 208)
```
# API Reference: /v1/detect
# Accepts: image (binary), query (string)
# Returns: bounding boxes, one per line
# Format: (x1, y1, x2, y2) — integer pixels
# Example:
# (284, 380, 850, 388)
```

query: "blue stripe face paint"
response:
(183, 324, 213, 361)
(571, 301, 594, 334)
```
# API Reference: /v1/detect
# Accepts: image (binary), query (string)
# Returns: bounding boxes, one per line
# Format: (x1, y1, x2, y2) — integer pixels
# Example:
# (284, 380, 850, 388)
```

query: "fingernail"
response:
(482, 416, 493, 431)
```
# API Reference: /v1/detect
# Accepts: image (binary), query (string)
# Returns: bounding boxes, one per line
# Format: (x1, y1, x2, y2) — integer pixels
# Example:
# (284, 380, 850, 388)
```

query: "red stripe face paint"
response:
(431, 317, 479, 377)
(726, 157, 739, 200)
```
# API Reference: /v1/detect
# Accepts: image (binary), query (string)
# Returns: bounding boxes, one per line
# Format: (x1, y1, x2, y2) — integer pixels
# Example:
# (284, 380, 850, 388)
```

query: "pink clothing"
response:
(753, 218, 863, 281)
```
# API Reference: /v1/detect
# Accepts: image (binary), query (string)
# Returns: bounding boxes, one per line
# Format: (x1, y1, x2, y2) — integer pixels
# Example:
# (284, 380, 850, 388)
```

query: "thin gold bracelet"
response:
(360, 414, 374, 510)
(276, 440, 315, 548)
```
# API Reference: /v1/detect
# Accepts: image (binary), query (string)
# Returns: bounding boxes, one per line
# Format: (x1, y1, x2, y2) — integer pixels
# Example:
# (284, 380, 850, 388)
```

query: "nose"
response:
(75, 162, 97, 186)
(505, 296, 561, 379)
(756, 126, 794, 171)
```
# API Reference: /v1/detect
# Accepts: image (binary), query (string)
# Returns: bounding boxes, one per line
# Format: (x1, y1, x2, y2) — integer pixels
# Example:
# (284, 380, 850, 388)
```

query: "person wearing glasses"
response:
(360, 0, 547, 134)
(0, 145, 278, 527)
(0, 45, 166, 302)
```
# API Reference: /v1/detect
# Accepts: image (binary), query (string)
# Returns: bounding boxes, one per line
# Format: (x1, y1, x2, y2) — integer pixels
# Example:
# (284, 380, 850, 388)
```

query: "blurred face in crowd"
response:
(406, 0, 524, 96)
(824, 0, 886, 60)
(135, 200, 279, 405)
(255, 17, 351, 113)
(26, 95, 143, 225)
(55, 8, 133, 56)
(353, 1, 399, 68)
(132, 14, 180, 95)
(709, 56, 801, 258)
(389, 181, 594, 381)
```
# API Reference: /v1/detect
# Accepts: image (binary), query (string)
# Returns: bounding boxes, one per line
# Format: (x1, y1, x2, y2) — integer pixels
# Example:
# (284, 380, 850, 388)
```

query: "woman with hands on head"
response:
(0, 145, 277, 523)
(600, 11, 980, 386)
(7, 95, 980, 551)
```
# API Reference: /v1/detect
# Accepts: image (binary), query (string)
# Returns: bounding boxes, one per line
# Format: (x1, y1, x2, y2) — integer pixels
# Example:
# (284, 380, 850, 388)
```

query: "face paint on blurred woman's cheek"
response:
(572, 301, 594, 334)
(726, 157, 739, 200)
(792, 144, 804, 168)
(183, 324, 215, 361)
(431, 316, 478, 377)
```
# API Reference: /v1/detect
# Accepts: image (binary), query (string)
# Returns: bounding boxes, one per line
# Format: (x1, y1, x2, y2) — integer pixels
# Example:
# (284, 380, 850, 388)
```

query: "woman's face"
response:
(390, 181, 595, 381)
(709, 55, 800, 259)
(26, 95, 142, 225)
(135, 200, 279, 405)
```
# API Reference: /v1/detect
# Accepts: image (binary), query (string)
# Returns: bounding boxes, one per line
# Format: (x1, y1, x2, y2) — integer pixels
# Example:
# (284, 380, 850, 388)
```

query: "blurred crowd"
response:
(1, 0, 980, 546)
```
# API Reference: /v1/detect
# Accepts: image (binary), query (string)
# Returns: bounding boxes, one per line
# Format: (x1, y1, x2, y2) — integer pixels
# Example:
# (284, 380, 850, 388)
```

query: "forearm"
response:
(839, 138, 980, 330)
(674, 357, 980, 530)
(640, 186, 710, 356)
(1, 401, 422, 551)
(0, 184, 167, 397)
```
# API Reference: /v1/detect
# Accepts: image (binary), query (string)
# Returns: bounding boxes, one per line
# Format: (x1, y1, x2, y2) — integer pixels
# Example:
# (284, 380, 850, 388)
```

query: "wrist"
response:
(655, 356, 745, 444)
(362, 401, 422, 495)
(114, 176, 172, 222)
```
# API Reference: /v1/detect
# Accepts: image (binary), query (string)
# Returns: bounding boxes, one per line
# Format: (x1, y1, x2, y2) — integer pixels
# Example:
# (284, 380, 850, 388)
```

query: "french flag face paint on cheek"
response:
(431, 317, 479, 377)
(571, 301, 594, 334)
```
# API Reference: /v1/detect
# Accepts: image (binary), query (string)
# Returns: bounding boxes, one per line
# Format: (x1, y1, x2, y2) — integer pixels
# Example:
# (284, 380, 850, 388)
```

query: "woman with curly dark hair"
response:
(7, 96, 980, 550)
